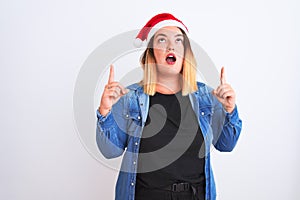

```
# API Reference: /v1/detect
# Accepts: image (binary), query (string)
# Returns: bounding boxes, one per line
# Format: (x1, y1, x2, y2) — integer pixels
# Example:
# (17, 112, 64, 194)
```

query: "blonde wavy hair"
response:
(140, 28, 198, 96)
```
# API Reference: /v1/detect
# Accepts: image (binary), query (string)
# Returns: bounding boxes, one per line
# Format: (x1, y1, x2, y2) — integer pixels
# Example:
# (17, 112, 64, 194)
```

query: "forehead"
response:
(154, 26, 183, 37)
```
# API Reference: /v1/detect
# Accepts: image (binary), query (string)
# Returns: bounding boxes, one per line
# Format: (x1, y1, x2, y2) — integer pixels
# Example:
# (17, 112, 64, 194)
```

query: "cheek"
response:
(178, 45, 185, 55)
(177, 51, 185, 63)
(175, 45, 184, 59)
(153, 49, 165, 63)
(153, 42, 166, 52)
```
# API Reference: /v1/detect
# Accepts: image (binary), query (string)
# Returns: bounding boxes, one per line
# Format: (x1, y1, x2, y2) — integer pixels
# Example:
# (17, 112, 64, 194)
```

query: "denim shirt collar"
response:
(126, 83, 201, 124)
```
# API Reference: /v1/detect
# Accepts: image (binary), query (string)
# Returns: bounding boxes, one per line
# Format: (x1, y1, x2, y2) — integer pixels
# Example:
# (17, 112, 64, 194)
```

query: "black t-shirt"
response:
(136, 91, 206, 192)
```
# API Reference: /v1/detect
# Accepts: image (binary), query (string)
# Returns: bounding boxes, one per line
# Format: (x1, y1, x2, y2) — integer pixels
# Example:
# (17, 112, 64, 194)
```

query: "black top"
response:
(136, 91, 206, 194)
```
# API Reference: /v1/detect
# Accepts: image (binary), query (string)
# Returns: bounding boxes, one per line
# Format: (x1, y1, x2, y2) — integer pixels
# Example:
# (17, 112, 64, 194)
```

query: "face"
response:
(152, 26, 185, 77)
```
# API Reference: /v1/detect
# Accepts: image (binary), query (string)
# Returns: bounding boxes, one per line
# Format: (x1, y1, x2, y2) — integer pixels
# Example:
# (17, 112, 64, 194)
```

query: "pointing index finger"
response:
(220, 66, 226, 85)
(108, 64, 114, 83)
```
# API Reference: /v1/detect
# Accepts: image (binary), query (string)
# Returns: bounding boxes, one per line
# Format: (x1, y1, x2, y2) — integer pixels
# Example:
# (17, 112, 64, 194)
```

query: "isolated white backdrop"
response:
(1, 0, 299, 200)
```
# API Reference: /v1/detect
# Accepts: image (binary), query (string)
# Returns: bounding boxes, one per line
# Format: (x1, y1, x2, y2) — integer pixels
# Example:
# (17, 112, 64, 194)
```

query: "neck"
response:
(156, 75, 182, 94)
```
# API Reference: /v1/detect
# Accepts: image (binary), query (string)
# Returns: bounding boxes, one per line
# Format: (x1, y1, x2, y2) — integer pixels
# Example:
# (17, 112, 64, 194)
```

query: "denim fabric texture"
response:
(96, 82, 242, 200)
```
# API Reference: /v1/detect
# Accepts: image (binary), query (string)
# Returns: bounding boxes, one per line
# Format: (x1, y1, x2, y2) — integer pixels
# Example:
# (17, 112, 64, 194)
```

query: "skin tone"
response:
(99, 65, 128, 116)
(152, 26, 185, 94)
(99, 26, 236, 115)
(213, 67, 236, 113)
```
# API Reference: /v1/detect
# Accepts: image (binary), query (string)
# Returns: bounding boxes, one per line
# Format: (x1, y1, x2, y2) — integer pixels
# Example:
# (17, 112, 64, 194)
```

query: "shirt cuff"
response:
(96, 109, 115, 128)
(224, 105, 239, 125)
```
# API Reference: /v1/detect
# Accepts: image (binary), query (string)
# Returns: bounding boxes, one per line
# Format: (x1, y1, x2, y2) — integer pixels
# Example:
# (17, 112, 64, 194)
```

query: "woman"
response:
(96, 13, 242, 200)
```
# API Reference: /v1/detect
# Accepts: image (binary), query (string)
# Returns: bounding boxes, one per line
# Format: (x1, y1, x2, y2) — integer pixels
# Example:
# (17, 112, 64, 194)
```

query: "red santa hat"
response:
(133, 13, 189, 48)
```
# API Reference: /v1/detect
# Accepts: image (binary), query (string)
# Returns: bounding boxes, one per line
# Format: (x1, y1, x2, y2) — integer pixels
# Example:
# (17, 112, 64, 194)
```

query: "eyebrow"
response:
(155, 33, 184, 39)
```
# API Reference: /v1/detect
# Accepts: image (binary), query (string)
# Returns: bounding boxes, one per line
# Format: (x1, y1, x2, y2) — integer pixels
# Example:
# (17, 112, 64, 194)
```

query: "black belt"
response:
(164, 182, 191, 192)
(163, 182, 199, 200)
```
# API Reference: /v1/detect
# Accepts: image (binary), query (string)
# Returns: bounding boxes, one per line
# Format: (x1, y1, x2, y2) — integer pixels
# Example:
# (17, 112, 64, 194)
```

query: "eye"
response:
(158, 38, 166, 43)
(175, 38, 183, 43)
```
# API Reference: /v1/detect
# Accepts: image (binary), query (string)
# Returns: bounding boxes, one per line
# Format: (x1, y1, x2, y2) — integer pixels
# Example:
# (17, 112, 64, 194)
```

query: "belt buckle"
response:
(172, 182, 189, 192)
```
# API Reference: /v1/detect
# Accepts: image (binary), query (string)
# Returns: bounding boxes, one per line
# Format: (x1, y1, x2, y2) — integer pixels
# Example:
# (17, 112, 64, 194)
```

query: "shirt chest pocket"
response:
(126, 110, 143, 134)
(199, 106, 213, 126)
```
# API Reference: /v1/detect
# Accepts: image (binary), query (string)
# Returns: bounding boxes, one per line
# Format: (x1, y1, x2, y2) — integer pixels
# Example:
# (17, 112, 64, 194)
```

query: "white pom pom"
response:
(133, 38, 143, 47)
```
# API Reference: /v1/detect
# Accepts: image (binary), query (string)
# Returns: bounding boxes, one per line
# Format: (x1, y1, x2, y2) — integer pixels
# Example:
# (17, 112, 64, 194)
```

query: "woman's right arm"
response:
(96, 65, 129, 159)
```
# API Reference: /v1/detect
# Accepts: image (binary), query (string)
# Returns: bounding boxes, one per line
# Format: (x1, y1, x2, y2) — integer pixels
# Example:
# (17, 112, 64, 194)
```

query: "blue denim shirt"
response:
(96, 82, 242, 200)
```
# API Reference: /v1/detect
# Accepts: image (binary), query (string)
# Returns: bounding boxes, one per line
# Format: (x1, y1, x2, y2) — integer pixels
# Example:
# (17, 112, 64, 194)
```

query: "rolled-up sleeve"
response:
(211, 98, 242, 152)
(96, 97, 129, 159)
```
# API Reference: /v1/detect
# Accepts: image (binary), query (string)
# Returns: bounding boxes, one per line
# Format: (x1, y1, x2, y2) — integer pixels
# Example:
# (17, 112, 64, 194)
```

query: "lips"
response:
(165, 53, 176, 65)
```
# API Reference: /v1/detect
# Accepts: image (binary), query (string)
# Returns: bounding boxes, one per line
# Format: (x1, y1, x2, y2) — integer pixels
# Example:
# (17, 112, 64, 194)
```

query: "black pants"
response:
(135, 186, 205, 200)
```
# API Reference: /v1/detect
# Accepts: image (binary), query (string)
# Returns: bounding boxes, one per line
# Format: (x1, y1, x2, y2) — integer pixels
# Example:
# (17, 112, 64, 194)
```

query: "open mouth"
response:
(165, 53, 176, 65)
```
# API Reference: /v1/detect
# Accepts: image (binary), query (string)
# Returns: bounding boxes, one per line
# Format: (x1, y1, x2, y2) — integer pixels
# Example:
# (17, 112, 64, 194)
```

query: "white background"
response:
(1, 0, 299, 199)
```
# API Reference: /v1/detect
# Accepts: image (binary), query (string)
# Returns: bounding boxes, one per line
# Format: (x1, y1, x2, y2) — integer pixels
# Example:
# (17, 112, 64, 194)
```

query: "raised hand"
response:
(212, 67, 236, 113)
(99, 65, 128, 116)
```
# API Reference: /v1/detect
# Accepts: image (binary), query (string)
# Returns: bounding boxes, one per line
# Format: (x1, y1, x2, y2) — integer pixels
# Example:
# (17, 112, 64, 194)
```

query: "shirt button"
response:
(131, 182, 134, 186)
(137, 116, 141, 120)
(135, 142, 138, 146)
(126, 114, 129, 118)
(133, 161, 136, 165)
(201, 112, 205, 116)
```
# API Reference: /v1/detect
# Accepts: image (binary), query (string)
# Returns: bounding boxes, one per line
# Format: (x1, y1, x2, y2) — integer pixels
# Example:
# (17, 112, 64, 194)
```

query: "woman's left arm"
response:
(211, 67, 242, 152)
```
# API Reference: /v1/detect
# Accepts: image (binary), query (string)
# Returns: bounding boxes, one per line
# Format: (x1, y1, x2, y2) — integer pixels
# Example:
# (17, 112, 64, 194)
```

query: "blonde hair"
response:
(140, 29, 198, 96)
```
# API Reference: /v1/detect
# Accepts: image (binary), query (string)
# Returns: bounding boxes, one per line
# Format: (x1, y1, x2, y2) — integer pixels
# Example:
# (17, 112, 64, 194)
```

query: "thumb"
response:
(122, 88, 130, 95)
(211, 89, 217, 97)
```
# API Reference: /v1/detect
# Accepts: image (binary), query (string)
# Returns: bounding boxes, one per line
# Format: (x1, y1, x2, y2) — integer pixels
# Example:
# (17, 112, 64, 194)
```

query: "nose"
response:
(167, 41, 175, 51)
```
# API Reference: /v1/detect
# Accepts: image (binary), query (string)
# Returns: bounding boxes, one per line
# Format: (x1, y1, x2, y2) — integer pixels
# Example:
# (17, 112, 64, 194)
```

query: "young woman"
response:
(96, 13, 242, 200)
